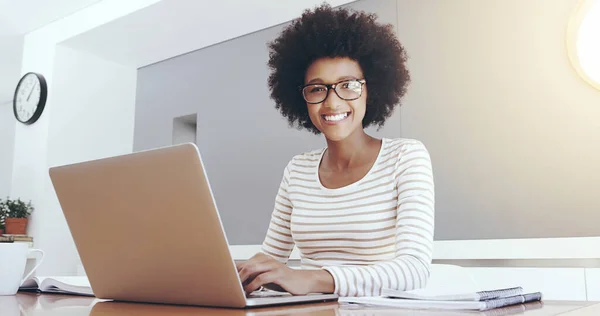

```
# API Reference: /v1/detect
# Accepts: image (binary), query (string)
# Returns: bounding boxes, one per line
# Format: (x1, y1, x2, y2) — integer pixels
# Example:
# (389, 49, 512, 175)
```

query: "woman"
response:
(237, 4, 435, 297)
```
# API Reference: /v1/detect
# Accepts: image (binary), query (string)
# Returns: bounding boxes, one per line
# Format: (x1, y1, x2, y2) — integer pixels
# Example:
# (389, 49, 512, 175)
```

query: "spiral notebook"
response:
(381, 286, 525, 301)
(339, 287, 543, 311)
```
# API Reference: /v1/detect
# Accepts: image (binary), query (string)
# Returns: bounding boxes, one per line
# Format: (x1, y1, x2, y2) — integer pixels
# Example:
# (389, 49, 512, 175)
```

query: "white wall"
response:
(39, 46, 136, 276)
(11, 0, 157, 276)
(48, 46, 136, 168)
(61, 0, 356, 68)
(0, 36, 23, 105)
(395, 0, 600, 240)
(0, 36, 23, 199)
(0, 104, 16, 198)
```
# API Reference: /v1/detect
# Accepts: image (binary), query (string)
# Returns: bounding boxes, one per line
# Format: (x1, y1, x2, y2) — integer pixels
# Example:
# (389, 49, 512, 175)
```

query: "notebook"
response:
(381, 286, 525, 301)
(339, 287, 543, 311)
(339, 300, 544, 316)
(19, 276, 94, 296)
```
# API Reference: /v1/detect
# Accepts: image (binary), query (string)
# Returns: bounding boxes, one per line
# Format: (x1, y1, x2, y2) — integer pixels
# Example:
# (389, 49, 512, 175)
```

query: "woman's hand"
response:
(236, 252, 334, 295)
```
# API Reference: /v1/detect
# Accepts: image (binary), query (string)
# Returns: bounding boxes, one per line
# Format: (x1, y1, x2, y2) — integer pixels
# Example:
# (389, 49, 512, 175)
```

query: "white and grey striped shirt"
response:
(261, 137, 435, 297)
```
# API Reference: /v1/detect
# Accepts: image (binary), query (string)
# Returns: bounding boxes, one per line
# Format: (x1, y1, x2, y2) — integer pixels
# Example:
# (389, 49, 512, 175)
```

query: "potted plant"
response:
(3, 197, 34, 235)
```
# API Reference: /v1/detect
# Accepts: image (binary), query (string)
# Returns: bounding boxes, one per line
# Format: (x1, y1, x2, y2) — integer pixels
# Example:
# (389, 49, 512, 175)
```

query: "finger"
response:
(242, 262, 283, 287)
(249, 253, 272, 265)
(237, 253, 272, 272)
(238, 254, 280, 283)
(236, 259, 257, 271)
(239, 260, 279, 285)
(244, 271, 279, 294)
(262, 283, 286, 292)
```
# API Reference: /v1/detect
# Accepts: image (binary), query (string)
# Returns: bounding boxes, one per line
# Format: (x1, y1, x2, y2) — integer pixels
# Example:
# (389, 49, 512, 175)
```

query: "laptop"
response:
(48, 143, 338, 308)
(90, 299, 339, 315)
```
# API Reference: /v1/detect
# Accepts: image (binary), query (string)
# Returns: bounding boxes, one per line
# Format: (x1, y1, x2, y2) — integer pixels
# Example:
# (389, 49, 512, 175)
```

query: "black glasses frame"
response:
(299, 79, 366, 104)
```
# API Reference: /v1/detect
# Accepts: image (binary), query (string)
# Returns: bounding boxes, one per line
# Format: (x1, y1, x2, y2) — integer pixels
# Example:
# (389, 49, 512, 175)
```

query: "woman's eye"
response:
(341, 81, 358, 89)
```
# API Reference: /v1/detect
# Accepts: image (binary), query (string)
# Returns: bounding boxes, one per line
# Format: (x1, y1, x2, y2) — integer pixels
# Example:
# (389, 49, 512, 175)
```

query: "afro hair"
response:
(267, 3, 410, 134)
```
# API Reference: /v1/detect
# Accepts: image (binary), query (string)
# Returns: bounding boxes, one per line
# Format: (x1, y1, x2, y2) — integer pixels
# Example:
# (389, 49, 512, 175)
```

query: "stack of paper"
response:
(339, 287, 542, 311)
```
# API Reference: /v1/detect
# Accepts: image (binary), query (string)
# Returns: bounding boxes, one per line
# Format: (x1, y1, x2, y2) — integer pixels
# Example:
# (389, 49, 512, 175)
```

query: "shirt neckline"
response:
(315, 137, 386, 192)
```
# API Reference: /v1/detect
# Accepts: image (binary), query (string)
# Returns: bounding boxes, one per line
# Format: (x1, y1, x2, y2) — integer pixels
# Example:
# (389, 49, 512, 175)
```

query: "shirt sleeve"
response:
(260, 161, 295, 263)
(322, 140, 435, 296)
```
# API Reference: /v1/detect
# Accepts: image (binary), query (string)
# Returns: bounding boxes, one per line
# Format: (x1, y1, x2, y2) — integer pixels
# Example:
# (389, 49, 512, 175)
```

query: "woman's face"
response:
(303, 57, 367, 142)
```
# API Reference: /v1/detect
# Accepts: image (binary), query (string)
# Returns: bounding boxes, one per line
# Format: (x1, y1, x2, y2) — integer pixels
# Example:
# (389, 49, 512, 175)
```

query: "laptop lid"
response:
(49, 143, 248, 308)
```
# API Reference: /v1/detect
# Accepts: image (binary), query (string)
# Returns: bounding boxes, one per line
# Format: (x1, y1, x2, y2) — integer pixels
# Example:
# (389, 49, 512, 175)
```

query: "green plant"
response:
(3, 197, 34, 218)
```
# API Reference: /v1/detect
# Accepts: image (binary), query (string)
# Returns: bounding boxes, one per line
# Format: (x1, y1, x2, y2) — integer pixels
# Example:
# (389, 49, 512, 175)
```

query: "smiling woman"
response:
(567, 0, 600, 90)
(236, 3, 435, 298)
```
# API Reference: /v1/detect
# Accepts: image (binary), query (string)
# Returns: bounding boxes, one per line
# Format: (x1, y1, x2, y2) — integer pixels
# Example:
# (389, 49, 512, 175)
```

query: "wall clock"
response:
(13, 72, 48, 125)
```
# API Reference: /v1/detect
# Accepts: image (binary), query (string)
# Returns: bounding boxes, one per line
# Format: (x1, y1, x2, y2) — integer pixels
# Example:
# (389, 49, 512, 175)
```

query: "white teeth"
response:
(324, 112, 348, 122)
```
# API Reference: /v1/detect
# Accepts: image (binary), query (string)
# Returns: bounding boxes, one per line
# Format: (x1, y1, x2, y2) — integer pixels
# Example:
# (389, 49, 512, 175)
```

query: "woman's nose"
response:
(323, 89, 342, 109)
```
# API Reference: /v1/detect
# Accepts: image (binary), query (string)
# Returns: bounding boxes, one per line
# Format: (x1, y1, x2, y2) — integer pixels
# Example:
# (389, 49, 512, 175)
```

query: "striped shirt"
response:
(261, 137, 435, 297)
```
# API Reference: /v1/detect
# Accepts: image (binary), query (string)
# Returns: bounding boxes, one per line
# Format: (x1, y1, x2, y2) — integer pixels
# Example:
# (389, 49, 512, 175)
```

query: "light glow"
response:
(568, 0, 600, 90)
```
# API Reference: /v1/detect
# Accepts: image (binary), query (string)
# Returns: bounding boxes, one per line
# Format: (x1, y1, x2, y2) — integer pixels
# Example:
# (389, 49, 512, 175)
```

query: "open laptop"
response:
(48, 143, 338, 308)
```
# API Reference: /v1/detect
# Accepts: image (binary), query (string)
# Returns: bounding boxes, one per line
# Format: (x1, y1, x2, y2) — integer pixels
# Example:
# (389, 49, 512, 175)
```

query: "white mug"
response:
(0, 243, 44, 296)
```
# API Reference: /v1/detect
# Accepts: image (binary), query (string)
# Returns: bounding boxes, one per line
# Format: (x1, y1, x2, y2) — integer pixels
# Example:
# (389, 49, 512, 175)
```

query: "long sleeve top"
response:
(261, 137, 435, 297)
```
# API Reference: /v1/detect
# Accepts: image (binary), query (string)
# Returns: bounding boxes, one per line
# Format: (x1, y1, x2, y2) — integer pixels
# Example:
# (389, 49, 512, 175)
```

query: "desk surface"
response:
(3, 292, 600, 316)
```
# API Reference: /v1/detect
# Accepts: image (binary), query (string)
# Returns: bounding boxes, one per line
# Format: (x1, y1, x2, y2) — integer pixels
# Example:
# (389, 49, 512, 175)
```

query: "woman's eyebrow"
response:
(306, 75, 360, 84)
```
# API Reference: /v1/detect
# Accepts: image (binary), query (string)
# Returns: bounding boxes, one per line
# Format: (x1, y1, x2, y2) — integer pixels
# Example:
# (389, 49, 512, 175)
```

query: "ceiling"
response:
(0, 0, 102, 36)
(63, 0, 356, 68)
(0, 0, 102, 104)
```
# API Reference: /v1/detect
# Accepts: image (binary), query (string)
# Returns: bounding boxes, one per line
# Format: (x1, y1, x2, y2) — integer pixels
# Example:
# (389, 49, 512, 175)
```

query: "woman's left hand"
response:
(236, 252, 334, 295)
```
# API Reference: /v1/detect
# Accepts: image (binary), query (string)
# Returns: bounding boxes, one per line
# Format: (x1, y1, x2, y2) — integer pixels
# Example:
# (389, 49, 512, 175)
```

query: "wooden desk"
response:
(3, 292, 600, 316)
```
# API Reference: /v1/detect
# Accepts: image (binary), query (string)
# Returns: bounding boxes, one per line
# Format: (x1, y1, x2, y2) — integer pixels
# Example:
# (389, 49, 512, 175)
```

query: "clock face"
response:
(13, 72, 47, 125)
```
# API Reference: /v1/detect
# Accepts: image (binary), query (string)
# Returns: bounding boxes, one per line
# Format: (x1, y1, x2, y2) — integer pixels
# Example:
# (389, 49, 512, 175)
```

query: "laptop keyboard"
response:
(247, 290, 291, 298)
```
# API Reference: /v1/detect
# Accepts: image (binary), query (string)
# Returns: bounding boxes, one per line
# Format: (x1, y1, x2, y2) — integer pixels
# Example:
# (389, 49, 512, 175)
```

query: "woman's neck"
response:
(324, 129, 378, 171)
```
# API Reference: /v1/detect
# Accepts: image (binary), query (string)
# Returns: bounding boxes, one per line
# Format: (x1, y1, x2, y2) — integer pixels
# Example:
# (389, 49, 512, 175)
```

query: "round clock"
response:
(13, 72, 48, 125)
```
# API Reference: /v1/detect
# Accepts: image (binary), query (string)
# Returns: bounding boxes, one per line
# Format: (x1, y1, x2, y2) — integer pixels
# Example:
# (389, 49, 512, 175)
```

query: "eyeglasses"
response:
(300, 79, 366, 104)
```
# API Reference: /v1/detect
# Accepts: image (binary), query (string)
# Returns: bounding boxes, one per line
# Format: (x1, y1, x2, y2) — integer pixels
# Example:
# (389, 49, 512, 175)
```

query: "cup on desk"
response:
(0, 243, 44, 296)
